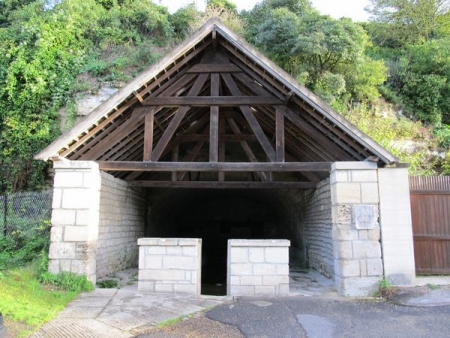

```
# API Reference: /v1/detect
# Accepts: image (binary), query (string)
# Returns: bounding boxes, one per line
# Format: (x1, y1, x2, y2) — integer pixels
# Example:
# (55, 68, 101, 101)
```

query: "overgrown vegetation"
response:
(2, 0, 450, 193)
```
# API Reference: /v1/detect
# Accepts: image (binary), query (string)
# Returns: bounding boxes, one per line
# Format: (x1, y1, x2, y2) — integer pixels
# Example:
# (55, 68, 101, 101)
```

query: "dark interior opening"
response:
(146, 189, 304, 295)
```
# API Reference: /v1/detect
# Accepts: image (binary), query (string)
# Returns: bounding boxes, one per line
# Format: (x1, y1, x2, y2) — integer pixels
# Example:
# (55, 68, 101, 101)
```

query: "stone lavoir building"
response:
(36, 19, 415, 297)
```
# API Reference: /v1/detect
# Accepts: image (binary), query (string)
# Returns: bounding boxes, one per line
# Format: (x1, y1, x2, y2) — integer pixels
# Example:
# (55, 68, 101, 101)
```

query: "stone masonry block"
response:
(183, 246, 197, 256)
(50, 227, 63, 242)
(146, 246, 166, 255)
(335, 259, 360, 277)
(265, 247, 288, 264)
(253, 264, 276, 276)
(51, 209, 76, 226)
(230, 263, 253, 276)
(167, 246, 183, 255)
(254, 286, 276, 295)
(361, 183, 380, 204)
(54, 172, 84, 188)
(332, 228, 359, 241)
(62, 189, 92, 209)
(49, 242, 76, 259)
(144, 255, 163, 269)
(334, 241, 353, 259)
(139, 269, 185, 281)
(231, 248, 248, 263)
(52, 188, 62, 209)
(335, 275, 380, 297)
(278, 284, 290, 295)
(368, 229, 381, 241)
(333, 205, 352, 225)
(240, 276, 262, 286)
(248, 248, 264, 263)
(350, 170, 378, 182)
(76, 210, 90, 226)
(64, 226, 88, 242)
(352, 241, 381, 259)
(332, 183, 361, 204)
(174, 284, 197, 294)
(230, 276, 240, 285)
(48, 259, 60, 274)
(138, 281, 155, 292)
(330, 170, 348, 184)
(163, 256, 197, 270)
(276, 264, 289, 275)
(367, 258, 383, 276)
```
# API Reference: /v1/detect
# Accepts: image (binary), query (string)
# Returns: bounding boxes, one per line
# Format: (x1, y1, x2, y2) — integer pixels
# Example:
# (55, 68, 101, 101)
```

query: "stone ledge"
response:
(332, 162, 378, 170)
(229, 239, 290, 247)
(138, 238, 201, 246)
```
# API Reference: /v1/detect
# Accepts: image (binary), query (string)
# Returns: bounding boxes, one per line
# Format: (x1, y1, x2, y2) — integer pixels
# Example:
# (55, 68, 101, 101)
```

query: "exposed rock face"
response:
(75, 86, 118, 116)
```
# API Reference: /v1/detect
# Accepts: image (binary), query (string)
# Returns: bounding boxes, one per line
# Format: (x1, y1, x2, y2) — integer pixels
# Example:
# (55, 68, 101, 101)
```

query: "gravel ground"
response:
(137, 312, 243, 338)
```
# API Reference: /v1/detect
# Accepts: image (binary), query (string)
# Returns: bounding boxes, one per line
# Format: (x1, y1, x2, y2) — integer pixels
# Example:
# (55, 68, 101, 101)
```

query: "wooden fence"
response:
(409, 176, 450, 275)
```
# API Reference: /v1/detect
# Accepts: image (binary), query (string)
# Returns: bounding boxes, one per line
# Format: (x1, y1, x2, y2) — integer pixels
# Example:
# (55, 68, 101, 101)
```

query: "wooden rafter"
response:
(221, 73, 277, 162)
(127, 181, 317, 189)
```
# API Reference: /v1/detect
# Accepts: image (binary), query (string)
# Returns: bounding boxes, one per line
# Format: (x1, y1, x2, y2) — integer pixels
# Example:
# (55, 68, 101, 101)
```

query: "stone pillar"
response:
(48, 161, 101, 283)
(138, 238, 202, 294)
(227, 239, 290, 296)
(331, 162, 382, 297)
(378, 168, 415, 285)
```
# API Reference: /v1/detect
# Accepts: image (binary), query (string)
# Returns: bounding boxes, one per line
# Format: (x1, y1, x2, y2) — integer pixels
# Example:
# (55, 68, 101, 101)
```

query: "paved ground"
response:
(30, 271, 450, 338)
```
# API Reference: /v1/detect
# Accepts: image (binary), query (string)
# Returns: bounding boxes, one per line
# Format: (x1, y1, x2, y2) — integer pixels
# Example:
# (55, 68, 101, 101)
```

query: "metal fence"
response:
(0, 190, 53, 239)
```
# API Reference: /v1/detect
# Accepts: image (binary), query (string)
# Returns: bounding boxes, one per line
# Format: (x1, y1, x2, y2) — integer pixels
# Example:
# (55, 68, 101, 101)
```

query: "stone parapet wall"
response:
(97, 172, 146, 278)
(227, 239, 290, 296)
(48, 161, 101, 283)
(138, 238, 202, 294)
(300, 179, 334, 277)
(331, 162, 383, 297)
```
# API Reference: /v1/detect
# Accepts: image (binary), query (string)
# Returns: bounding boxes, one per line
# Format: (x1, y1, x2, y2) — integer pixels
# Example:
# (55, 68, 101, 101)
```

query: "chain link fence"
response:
(0, 190, 53, 240)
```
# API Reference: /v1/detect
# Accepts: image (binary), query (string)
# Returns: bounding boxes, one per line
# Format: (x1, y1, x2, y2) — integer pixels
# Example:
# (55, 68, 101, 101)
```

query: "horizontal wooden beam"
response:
(143, 96, 282, 107)
(127, 180, 317, 189)
(176, 134, 257, 142)
(187, 64, 242, 73)
(98, 161, 332, 172)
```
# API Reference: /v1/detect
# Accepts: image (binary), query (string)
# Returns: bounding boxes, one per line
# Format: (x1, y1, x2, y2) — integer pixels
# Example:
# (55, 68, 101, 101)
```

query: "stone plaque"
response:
(353, 205, 376, 230)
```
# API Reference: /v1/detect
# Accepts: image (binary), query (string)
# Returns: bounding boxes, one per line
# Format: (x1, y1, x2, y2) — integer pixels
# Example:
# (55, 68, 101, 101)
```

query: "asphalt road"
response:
(204, 296, 450, 338)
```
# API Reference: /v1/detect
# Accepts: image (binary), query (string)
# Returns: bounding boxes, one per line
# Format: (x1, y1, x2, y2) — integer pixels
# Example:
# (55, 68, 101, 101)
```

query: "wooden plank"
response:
(79, 107, 152, 160)
(210, 73, 220, 162)
(221, 73, 277, 162)
(219, 117, 225, 181)
(127, 180, 317, 189)
(150, 73, 209, 162)
(276, 109, 285, 162)
(178, 141, 205, 181)
(410, 190, 450, 195)
(171, 145, 178, 181)
(228, 118, 268, 182)
(143, 96, 282, 107)
(187, 64, 242, 73)
(98, 161, 332, 172)
(143, 112, 154, 161)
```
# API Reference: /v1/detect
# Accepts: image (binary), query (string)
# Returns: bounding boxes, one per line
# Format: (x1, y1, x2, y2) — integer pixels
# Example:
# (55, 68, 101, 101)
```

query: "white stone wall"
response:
(378, 168, 415, 285)
(300, 179, 334, 278)
(331, 162, 383, 297)
(227, 239, 290, 296)
(138, 238, 202, 294)
(97, 172, 146, 278)
(49, 161, 101, 283)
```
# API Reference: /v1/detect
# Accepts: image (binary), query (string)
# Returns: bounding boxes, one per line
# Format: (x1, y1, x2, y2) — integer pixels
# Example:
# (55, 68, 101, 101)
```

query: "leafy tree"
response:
(366, 0, 450, 47)
(206, 0, 237, 12)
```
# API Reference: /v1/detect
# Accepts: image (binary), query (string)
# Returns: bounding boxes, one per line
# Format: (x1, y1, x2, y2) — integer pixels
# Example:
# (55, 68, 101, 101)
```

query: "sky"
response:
(158, 0, 371, 22)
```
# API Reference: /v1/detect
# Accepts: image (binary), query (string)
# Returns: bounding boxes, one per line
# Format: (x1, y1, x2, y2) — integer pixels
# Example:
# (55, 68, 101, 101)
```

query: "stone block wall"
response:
(378, 168, 415, 285)
(300, 179, 334, 277)
(330, 162, 383, 297)
(49, 161, 101, 283)
(227, 239, 290, 296)
(97, 172, 147, 278)
(138, 238, 202, 294)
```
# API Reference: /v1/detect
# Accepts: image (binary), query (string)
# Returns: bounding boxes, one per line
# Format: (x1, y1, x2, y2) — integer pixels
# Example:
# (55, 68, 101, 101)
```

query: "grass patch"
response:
(375, 277, 393, 298)
(0, 262, 82, 337)
(97, 279, 119, 289)
(157, 316, 186, 328)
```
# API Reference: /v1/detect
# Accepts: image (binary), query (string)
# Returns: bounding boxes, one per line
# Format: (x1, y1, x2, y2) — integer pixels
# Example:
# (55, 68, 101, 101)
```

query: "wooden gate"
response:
(409, 176, 450, 274)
